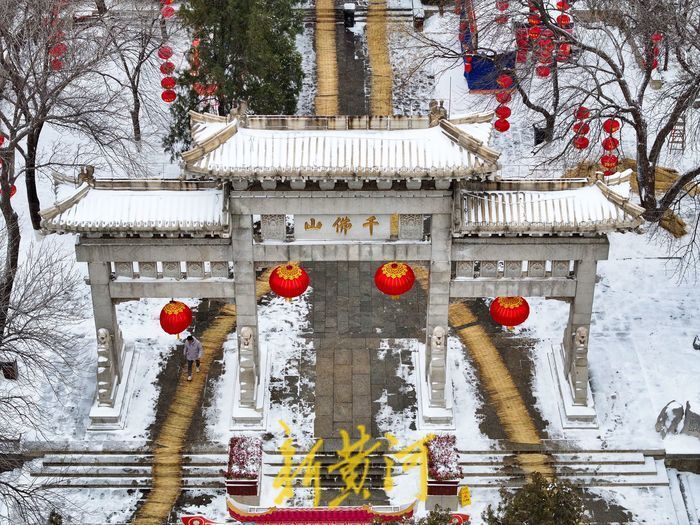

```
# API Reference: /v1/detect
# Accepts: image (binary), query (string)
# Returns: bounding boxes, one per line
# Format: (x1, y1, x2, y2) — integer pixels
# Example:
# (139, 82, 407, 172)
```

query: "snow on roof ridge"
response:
(39, 182, 92, 225)
(439, 119, 500, 164)
(182, 118, 240, 163)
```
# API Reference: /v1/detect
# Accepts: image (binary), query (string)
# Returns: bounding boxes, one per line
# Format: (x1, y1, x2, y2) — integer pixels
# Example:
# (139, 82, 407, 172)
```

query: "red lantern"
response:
(572, 135, 590, 149)
(528, 14, 541, 25)
(574, 106, 590, 120)
(651, 32, 663, 43)
(490, 296, 530, 328)
(602, 118, 620, 134)
(496, 74, 513, 88)
(556, 14, 571, 26)
(602, 136, 619, 151)
(496, 0, 509, 10)
(157, 46, 173, 60)
(161, 89, 177, 103)
(161, 5, 175, 17)
(374, 262, 415, 299)
(0, 135, 5, 146)
(573, 121, 590, 135)
(194, 82, 206, 95)
(160, 300, 193, 335)
(50, 58, 63, 71)
(269, 263, 310, 299)
(161, 0, 174, 4)
(495, 91, 512, 104)
(160, 61, 175, 74)
(161, 76, 176, 89)
(494, 118, 510, 132)
(603, 169, 616, 176)
(49, 42, 67, 57)
(535, 65, 550, 77)
(495, 105, 511, 119)
(556, 0, 571, 9)
(496, 15, 509, 24)
(528, 26, 542, 39)
(464, 62, 472, 73)
(600, 154, 619, 169)
(0, 185, 17, 198)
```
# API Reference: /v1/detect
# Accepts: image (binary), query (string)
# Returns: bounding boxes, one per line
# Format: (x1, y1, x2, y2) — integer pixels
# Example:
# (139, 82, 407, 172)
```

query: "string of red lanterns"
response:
(649, 32, 663, 70)
(493, 74, 513, 133)
(600, 117, 621, 175)
(48, 2, 67, 71)
(495, 0, 509, 25)
(158, 0, 177, 104)
(572, 105, 590, 150)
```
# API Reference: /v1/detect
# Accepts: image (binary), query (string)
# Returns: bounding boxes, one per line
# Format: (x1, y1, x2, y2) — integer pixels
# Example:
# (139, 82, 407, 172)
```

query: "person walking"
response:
(183, 334, 203, 381)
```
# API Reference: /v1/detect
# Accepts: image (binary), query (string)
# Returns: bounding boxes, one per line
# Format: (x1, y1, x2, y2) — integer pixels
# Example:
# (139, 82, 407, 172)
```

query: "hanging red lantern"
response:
(496, 74, 513, 88)
(50, 58, 63, 71)
(651, 32, 663, 43)
(574, 106, 590, 120)
(535, 65, 551, 77)
(160, 61, 175, 74)
(572, 135, 590, 149)
(495, 105, 511, 119)
(600, 154, 619, 169)
(496, 0, 509, 10)
(269, 263, 310, 299)
(556, 14, 571, 26)
(194, 82, 206, 96)
(573, 121, 590, 135)
(490, 296, 530, 328)
(495, 91, 512, 104)
(161, 76, 176, 89)
(161, 89, 177, 103)
(557, 43, 572, 61)
(528, 14, 541, 25)
(602, 136, 619, 151)
(161, 5, 175, 17)
(0, 185, 17, 198)
(556, 0, 571, 9)
(374, 262, 415, 299)
(161, 0, 174, 4)
(602, 118, 620, 134)
(494, 118, 510, 132)
(0, 135, 5, 146)
(157, 46, 173, 60)
(528, 26, 542, 39)
(205, 84, 218, 96)
(160, 300, 193, 335)
(49, 42, 67, 57)
(496, 15, 509, 24)
(464, 62, 472, 73)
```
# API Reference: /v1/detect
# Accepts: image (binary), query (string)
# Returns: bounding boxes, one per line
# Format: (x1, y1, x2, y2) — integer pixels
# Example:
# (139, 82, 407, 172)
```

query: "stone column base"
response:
(415, 342, 454, 429)
(548, 345, 598, 429)
(87, 342, 138, 431)
(231, 339, 268, 430)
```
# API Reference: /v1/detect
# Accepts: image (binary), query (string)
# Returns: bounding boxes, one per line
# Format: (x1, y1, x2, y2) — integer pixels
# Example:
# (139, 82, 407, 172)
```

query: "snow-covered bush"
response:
(225, 436, 262, 480)
(426, 434, 462, 481)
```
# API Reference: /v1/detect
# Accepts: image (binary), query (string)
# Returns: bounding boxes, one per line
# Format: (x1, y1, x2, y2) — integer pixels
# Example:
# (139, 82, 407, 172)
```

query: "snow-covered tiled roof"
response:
(458, 180, 645, 235)
(40, 183, 228, 236)
(182, 113, 501, 180)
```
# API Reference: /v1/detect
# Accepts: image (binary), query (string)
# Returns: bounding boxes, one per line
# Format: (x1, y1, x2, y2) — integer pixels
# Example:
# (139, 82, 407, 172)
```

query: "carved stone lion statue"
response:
(239, 326, 254, 350)
(431, 326, 446, 351)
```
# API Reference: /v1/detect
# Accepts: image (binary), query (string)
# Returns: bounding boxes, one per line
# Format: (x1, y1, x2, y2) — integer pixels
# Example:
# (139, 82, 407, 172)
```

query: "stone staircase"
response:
(29, 452, 228, 489)
(456, 450, 670, 488)
(27, 448, 672, 492)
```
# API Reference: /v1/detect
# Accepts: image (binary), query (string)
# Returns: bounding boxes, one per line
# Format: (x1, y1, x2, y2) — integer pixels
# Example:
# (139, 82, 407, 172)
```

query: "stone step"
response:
(458, 451, 648, 465)
(37, 453, 228, 467)
(32, 465, 226, 478)
(39, 477, 224, 490)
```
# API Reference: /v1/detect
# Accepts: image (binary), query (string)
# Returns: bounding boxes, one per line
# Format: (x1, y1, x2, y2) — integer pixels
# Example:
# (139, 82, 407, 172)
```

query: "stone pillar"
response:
(562, 259, 596, 405)
(231, 214, 260, 409)
(87, 262, 123, 388)
(426, 213, 452, 408)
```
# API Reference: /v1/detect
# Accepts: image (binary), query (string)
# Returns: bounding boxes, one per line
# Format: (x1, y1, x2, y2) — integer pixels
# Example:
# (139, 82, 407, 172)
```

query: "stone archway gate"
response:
(40, 110, 644, 430)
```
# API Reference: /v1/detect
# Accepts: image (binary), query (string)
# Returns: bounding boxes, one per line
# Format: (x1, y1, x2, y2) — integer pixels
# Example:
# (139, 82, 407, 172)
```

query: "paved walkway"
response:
(132, 271, 272, 525)
(307, 261, 424, 439)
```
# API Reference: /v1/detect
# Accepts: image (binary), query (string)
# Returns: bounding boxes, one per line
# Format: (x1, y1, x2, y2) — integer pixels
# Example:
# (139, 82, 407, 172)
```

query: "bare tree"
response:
(0, 234, 87, 524)
(409, 0, 700, 224)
